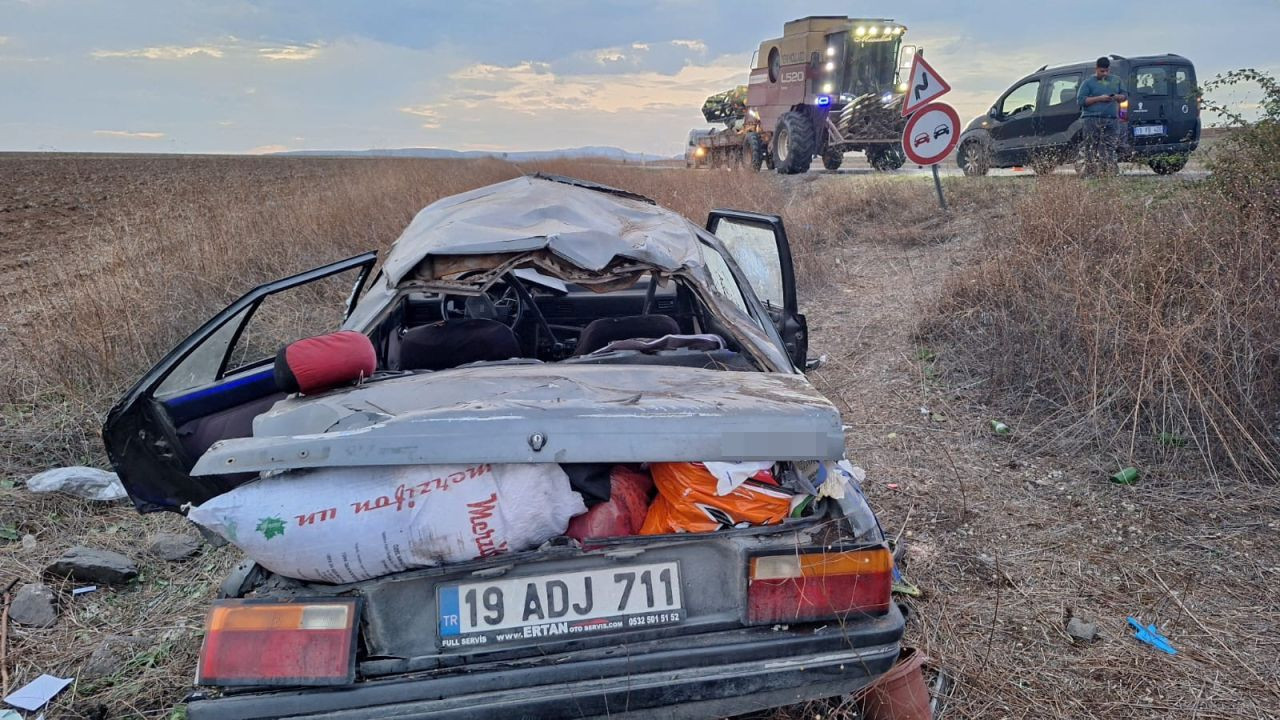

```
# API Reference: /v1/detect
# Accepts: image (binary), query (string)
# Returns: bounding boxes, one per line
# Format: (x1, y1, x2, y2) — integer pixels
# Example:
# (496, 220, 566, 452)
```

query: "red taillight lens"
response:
(747, 548, 892, 624)
(196, 598, 360, 686)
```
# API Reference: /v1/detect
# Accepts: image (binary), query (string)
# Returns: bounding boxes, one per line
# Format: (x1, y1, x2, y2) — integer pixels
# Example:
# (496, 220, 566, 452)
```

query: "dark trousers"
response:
(1081, 117, 1118, 176)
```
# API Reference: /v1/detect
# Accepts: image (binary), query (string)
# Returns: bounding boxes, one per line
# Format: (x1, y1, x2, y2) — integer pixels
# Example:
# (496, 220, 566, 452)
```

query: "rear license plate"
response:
(437, 562, 683, 648)
(1133, 124, 1166, 137)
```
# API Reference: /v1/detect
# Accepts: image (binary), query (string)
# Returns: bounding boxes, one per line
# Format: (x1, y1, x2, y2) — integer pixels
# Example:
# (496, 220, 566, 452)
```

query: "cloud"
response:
(258, 44, 323, 61)
(247, 144, 289, 154)
(92, 45, 225, 60)
(92, 130, 165, 139)
(0, 36, 9, 46)
(670, 39, 707, 52)
(399, 104, 442, 128)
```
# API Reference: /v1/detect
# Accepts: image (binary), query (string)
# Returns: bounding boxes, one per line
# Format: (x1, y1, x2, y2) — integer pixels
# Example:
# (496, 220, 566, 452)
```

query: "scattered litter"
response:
(930, 412, 948, 423)
(1110, 467, 1141, 485)
(3, 673, 73, 711)
(1128, 617, 1177, 655)
(1156, 432, 1186, 447)
(886, 432, 898, 440)
(641, 462, 791, 535)
(26, 466, 127, 502)
(930, 666, 954, 719)
(886, 483, 900, 490)
(189, 463, 586, 583)
(72, 585, 98, 596)
(0, 710, 21, 720)
(989, 420, 1012, 436)
(20, 534, 36, 551)
(814, 461, 879, 539)
(891, 565, 923, 598)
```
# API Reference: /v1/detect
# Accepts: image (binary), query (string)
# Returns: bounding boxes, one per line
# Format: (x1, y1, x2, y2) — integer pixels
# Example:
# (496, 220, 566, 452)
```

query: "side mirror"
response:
(988, 107, 1000, 119)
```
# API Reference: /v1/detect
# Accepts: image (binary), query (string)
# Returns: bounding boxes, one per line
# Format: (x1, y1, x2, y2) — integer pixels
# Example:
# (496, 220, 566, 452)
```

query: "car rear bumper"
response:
(187, 607, 904, 720)
(1123, 139, 1198, 158)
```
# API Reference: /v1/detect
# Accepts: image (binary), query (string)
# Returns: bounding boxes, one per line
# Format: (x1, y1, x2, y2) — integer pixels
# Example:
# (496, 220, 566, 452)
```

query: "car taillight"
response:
(196, 598, 360, 686)
(747, 548, 892, 624)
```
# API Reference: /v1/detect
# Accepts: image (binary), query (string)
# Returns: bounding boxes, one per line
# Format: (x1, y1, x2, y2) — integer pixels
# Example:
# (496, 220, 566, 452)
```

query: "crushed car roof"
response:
(379, 175, 707, 286)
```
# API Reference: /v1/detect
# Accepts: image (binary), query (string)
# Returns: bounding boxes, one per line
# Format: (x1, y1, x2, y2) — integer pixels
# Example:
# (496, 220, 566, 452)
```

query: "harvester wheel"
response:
(822, 147, 844, 171)
(745, 132, 765, 172)
(868, 145, 905, 171)
(772, 111, 815, 174)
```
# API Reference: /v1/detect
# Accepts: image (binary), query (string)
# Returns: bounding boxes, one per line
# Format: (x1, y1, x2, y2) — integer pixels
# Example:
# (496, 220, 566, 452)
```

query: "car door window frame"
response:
(150, 252, 377, 398)
(999, 79, 1041, 119)
(1043, 73, 1082, 110)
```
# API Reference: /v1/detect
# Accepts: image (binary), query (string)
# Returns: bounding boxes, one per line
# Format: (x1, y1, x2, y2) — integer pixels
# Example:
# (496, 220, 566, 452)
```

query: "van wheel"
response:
(745, 133, 765, 172)
(958, 141, 990, 176)
(772, 111, 815, 174)
(1149, 155, 1188, 175)
(822, 147, 844, 171)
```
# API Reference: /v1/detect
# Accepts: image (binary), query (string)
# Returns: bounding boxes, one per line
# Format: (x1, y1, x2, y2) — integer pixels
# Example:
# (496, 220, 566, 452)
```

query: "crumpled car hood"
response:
(191, 364, 844, 476)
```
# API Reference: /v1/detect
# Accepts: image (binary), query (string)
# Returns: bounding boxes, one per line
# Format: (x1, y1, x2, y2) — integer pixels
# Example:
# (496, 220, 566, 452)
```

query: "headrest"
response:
(274, 330, 376, 395)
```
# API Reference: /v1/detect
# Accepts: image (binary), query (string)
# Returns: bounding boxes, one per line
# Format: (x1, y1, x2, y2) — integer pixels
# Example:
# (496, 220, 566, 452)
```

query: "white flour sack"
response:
(188, 464, 586, 583)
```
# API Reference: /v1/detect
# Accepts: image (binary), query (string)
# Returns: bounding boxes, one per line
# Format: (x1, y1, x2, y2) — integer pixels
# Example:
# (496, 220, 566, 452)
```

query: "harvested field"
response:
(1, 154, 1277, 719)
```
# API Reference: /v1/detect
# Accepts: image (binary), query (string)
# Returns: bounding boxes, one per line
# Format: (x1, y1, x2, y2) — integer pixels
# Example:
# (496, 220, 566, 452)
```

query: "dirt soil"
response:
(2, 155, 1276, 719)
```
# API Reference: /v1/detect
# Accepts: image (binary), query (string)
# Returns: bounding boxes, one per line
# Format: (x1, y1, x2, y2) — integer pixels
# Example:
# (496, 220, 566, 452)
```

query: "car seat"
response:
(1059, 88, 1076, 105)
(574, 315, 680, 355)
(398, 318, 521, 371)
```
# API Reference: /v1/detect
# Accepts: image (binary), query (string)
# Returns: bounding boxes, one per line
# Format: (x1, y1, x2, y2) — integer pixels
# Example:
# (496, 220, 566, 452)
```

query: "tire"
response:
(957, 140, 990, 177)
(772, 111, 815, 174)
(868, 145, 905, 171)
(744, 132, 765, 172)
(822, 147, 844, 171)
(1149, 155, 1188, 175)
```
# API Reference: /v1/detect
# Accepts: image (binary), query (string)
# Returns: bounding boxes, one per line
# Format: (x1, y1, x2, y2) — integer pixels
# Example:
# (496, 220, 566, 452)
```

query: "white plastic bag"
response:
(26, 467, 127, 502)
(188, 463, 585, 583)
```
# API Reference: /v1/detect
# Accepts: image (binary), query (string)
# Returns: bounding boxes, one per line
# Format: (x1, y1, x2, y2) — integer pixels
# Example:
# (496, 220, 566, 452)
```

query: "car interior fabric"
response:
(574, 314, 681, 355)
(274, 330, 377, 395)
(398, 318, 522, 371)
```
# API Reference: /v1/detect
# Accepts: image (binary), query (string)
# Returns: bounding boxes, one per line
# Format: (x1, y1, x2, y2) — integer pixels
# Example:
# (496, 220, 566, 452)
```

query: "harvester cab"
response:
(747, 16, 916, 173)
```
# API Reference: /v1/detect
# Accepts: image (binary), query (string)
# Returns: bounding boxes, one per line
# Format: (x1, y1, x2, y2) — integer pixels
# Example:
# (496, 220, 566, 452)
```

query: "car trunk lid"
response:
(190, 364, 844, 479)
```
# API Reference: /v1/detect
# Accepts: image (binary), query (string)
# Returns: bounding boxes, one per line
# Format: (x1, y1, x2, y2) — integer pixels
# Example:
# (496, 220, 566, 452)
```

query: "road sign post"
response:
(899, 52, 957, 212)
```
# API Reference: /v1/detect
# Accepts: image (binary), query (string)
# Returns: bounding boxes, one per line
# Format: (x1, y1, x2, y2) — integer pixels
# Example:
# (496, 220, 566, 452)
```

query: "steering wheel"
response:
(439, 272, 523, 328)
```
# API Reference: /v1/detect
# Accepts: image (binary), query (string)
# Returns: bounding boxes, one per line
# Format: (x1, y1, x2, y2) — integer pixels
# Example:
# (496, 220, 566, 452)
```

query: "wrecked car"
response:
(104, 174, 904, 719)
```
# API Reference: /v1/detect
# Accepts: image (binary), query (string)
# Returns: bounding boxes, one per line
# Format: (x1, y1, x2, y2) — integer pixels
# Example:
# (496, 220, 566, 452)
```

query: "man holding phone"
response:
(1078, 56, 1128, 176)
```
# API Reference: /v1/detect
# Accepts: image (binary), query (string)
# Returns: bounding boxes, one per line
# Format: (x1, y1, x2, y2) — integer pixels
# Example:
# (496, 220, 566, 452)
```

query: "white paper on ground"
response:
(4, 674, 73, 711)
(189, 463, 586, 583)
(702, 461, 775, 496)
(26, 466, 127, 502)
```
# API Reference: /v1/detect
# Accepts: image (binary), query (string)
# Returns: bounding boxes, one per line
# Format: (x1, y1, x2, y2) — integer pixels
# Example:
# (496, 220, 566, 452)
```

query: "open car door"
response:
(705, 210, 808, 368)
(103, 252, 377, 513)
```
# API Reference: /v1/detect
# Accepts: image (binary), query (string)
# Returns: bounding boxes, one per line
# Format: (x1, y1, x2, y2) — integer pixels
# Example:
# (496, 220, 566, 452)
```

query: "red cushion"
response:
(274, 331, 376, 395)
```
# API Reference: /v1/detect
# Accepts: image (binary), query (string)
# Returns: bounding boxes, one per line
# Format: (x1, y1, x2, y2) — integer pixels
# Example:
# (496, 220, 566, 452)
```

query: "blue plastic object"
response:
(1128, 617, 1177, 655)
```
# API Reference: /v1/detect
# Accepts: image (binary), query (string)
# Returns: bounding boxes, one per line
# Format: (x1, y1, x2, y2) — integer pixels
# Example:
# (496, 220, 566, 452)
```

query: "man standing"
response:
(1078, 57, 1127, 176)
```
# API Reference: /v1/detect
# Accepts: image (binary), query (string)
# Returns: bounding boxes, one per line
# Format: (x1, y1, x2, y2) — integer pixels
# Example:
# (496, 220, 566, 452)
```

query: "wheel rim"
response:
(776, 127, 790, 164)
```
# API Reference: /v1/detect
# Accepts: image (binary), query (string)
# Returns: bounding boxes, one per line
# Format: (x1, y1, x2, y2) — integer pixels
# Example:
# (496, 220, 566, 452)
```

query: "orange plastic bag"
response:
(640, 462, 791, 535)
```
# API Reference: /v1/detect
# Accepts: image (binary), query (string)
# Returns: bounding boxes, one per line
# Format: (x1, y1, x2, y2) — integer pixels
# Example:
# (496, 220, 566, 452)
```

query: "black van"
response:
(956, 54, 1200, 176)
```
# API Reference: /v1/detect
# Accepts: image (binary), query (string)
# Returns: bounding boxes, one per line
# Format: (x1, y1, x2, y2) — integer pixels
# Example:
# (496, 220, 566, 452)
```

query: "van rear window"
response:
(1133, 65, 1195, 98)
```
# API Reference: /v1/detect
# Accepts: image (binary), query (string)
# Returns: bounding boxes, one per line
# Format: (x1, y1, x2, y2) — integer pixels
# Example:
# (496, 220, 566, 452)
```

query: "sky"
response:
(2, 0, 1278, 156)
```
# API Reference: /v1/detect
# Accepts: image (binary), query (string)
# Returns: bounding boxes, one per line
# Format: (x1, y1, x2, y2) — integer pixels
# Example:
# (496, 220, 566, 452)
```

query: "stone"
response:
(146, 532, 202, 562)
(1066, 617, 1098, 642)
(81, 635, 147, 681)
(9, 583, 58, 627)
(45, 546, 138, 585)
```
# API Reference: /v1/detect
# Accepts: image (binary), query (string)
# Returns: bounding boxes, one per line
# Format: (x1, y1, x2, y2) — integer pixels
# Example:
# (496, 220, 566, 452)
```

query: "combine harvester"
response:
(694, 15, 919, 173)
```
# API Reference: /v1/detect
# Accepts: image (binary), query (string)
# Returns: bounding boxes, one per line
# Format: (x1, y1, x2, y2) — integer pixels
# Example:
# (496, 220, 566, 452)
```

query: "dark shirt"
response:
(1078, 75, 1126, 118)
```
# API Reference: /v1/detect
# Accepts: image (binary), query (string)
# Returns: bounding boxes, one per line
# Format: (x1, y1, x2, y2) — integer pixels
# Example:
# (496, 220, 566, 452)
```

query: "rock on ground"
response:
(45, 546, 138, 585)
(1067, 617, 1098, 642)
(9, 583, 58, 627)
(81, 635, 148, 681)
(147, 532, 202, 562)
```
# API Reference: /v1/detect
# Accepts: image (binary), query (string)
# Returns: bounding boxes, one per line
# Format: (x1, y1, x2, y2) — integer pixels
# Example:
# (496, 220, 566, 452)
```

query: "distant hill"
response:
(273, 145, 671, 163)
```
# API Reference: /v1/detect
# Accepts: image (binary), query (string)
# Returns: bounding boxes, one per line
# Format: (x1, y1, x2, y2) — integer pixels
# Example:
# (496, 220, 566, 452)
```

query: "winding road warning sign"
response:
(901, 102, 960, 167)
(901, 54, 952, 117)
